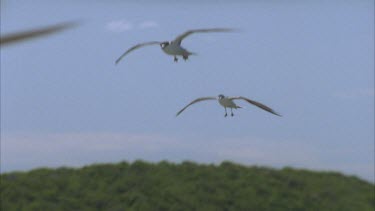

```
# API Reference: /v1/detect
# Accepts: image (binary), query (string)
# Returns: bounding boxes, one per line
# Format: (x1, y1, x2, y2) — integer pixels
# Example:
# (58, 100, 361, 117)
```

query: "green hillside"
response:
(1, 161, 374, 211)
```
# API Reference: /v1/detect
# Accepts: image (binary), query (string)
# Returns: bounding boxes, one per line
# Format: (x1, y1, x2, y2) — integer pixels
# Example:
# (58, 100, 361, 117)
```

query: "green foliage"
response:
(1, 161, 374, 211)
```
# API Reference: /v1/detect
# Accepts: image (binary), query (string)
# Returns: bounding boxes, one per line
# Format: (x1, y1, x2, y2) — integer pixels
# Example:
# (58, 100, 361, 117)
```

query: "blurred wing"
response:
(176, 97, 217, 116)
(115, 41, 160, 64)
(173, 28, 234, 45)
(0, 22, 78, 46)
(230, 96, 281, 116)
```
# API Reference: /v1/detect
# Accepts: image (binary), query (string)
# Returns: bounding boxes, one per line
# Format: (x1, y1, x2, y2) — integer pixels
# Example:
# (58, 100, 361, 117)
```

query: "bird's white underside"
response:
(162, 43, 191, 56)
(218, 98, 239, 108)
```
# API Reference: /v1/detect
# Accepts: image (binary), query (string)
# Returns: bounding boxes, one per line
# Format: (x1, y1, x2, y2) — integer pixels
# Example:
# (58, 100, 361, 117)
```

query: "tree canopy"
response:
(1, 160, 374, 211)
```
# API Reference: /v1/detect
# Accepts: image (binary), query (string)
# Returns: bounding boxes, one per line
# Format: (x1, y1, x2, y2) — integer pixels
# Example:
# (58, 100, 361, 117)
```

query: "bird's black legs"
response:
(224, 108, 235, 117)
(174, 55, 188, 62)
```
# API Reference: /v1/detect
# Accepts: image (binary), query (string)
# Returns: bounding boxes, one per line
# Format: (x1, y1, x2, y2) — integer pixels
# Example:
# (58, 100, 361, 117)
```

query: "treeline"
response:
(1, 160, 374, 210)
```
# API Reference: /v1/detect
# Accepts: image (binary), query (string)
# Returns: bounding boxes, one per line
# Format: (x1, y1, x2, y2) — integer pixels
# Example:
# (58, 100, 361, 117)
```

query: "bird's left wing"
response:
(115, 41, 161, 65)
(173, 28, 234, 45)
(176, 97, 217, 116)
(230, 96, 282, 116)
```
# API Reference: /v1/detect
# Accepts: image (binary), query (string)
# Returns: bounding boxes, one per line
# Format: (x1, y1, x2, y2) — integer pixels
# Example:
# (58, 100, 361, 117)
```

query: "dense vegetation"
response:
(1, 161, 374, 211)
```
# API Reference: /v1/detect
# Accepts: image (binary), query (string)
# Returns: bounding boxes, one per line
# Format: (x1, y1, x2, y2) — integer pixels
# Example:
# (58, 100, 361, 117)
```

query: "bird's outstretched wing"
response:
(230, 96, 281, 116)
(115, 41, 161, 64)
(176, 97, 217, 116)
(173, 28, 234, 45)
(0, 22, 78, 46)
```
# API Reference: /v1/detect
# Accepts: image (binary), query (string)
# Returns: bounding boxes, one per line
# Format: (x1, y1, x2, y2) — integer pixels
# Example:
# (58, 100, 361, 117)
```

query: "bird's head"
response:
(160, 41, 169, 48)
(218, 94, 225, 99)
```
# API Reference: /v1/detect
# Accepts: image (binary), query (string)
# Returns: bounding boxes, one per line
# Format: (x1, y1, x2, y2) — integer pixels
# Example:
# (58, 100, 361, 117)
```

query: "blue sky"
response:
(1, 0, 374, 182)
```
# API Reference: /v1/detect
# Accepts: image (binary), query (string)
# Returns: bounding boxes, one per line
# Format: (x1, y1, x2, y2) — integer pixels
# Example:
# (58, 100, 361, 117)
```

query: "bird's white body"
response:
(218, 97, 240, 109)
(161, 42, 192, 57)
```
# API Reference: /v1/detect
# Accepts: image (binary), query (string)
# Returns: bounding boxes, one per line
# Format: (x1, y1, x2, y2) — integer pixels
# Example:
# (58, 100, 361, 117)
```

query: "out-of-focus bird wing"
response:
(0, 22, 78, 46)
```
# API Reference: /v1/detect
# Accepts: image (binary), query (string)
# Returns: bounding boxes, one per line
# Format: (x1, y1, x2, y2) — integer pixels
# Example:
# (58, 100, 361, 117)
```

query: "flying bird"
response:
(115, 28, 234, 64)
(176, 94, 281, 117)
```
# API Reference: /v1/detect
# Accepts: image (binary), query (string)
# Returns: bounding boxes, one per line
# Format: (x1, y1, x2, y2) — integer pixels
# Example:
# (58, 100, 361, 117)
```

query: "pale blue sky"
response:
(1, 0, 374, 182)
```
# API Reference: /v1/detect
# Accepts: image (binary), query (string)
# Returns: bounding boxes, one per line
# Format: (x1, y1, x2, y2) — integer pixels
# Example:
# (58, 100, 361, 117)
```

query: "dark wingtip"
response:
(274, 112, 282, 117)
(115, 58, 122, 65)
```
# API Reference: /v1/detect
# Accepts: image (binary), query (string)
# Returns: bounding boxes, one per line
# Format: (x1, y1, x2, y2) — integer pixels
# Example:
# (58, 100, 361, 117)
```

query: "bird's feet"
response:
(231, 113, 234, 117)
(174, 56, 178, 62)
(224, 113, 228, 117)
(183, 55, 188, 61)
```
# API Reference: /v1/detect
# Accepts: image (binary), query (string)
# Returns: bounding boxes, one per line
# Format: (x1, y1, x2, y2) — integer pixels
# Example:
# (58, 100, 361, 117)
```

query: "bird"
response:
(176, 94, 281, 117)
(115, 28, 234, 64)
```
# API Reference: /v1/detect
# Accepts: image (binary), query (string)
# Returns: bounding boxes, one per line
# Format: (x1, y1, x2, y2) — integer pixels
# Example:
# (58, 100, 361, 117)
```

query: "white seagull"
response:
(115, 28, 234, 64)
(176, 94, 281, 117)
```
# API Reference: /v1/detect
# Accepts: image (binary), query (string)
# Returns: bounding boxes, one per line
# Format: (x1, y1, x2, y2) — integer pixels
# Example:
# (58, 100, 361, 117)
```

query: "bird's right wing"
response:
(115, 41, 161, 65)
(176, 97, 217, 116)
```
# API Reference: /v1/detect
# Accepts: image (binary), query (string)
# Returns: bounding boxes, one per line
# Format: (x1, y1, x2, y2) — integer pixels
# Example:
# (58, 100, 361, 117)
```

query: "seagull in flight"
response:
(115, 28, 234, 64)
(176, 94, 281, 117)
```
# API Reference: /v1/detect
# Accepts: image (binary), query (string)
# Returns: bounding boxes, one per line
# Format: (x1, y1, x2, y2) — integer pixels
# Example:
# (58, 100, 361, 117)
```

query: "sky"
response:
(1, 0, 374, 182)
